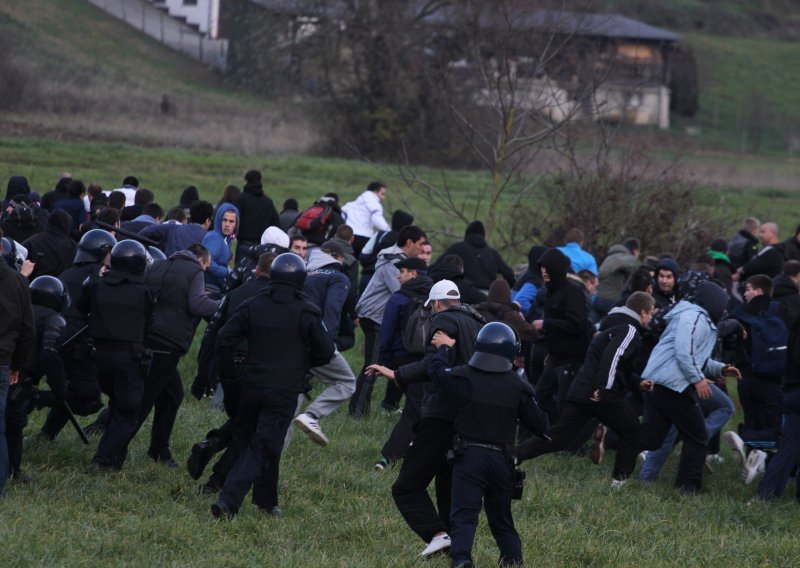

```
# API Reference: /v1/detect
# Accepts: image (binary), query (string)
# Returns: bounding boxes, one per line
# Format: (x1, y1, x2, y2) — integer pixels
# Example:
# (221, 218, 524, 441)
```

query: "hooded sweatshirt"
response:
(3, 176, 30, 206)
(233, 181, 280, 244)
(435, 221, 515, 290)
(474, 280, 537, 342)
(652, 258, 680, 309)
(642, 282, 729, 392)
(512, 245, 547, 313)
(22, 209, 77, 279)
(537, 248, 590, 361)
(303, 248, 350, 346)
(140, 219, 208, 257)
(596, 244, 639, 300)
(203, 202, 239, 289)
(356, 244, 405, 324)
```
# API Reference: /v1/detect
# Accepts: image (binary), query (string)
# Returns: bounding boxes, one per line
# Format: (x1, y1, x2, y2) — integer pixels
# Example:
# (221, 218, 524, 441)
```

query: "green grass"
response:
(3, 330, 800, 566)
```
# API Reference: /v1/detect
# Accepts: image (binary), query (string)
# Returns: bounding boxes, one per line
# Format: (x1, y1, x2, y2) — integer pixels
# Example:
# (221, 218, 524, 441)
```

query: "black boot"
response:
(187, 437, 222, 480)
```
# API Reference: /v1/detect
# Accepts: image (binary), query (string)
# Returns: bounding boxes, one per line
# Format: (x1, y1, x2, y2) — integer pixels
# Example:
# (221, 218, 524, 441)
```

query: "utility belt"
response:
(448, 434, 526, 500)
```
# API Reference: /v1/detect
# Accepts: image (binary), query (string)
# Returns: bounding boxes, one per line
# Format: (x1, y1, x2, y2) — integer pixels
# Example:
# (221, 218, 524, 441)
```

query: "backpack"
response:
(735, 301, 788, 377)
(402, 297, 434, 355)
(293, 203, 333, 233)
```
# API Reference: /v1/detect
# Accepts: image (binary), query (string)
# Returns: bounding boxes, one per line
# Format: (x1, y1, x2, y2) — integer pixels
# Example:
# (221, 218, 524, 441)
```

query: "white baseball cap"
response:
(425, 279, 461, 307)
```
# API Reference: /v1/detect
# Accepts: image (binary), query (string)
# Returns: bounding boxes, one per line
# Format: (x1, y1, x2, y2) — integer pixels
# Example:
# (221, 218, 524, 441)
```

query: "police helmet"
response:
(148, 246, 167, 262)
(270, 252, 307, 289)
(469, 322, 520, 373)
(75, 229, 117, 264)
(30, 275, 70, 312)
(110, 240, 148, 275)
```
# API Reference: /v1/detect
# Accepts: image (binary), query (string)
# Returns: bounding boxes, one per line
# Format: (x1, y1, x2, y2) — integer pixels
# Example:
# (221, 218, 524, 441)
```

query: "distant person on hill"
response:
(233, 170, 280, 260)
(342, 181, 391, 257)
(435, 221, 515, 294)
(140, 200, 213, 256)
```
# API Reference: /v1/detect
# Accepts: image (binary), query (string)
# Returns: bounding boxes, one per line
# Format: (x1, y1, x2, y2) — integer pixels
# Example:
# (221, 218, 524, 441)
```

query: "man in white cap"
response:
(368, 279, 485, 559)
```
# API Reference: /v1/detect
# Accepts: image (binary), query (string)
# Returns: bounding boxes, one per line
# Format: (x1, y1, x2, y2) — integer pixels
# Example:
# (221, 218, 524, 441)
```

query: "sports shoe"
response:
(742, 449, 767, 485)
(211, 499, 235, 520)
(590, 424, 607, 465)
(724, 431, 746, 464)
(637, 451, 648, 466)
(420, 533, 451, 557)
(704, 453, 724, 473)
(260, 506, 283, 518)
(611, 478, 627, 490)
(375, 456, 390, 471)
(294, 413, 329, 446)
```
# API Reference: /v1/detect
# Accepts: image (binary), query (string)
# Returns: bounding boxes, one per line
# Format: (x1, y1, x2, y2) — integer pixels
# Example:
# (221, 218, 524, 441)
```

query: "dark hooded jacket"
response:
(537, 248, 591, 361)
(778, 233, 800, 263)
(474, 280, 537, 343)
(3, 176, 31, 207)
(427, 262, 486, 305)
(741, 245, 784, 280)
(378, 274, 434, 366)
(435, 222, 515, 290)
(772, 274, 800, 327)
(358, 209, 414, 279)
(233, 182, 280, 245)
(652, 258, 680, 309)
(1, 196, 46, 243)
(40, 177, 71, 212)
(22, 209, 77, 279)
(729, 229, 759, 270)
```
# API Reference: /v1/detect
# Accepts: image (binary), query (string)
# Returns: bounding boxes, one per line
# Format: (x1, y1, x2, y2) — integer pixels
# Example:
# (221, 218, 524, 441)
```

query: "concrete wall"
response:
(160, 0, 221, 38)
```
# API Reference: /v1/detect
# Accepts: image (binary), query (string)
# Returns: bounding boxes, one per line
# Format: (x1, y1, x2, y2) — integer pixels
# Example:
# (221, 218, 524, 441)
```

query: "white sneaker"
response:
(611, 478, 627, 490)
(293, 413, 329, 446)
(420, 533, 451, 557)
(742, 450, 767, 485)
(724, 431, 746, 464)
(637, 451, 648, 466)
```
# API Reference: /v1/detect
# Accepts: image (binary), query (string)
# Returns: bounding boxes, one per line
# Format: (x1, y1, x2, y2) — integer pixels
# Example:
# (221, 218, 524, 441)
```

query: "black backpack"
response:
(402, 297, 434, 355)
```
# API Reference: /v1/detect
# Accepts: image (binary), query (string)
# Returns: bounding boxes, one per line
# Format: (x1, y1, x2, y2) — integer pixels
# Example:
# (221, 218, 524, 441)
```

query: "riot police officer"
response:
(7, 275, 70, 481)
(40, 229, 116, 440)
(79, 240, 153, 472)
(211, 253, 334, 518)
(428, 322, 548, 568)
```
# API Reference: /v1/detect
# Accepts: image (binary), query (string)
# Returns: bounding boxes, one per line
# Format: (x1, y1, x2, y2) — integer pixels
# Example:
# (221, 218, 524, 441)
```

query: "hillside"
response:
(0, 0, 318, 154)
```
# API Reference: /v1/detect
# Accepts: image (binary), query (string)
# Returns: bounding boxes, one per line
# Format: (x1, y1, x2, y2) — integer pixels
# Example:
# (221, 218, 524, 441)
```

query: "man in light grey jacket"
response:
(595, 238, 640, 318)
(349, 225, 427, 417)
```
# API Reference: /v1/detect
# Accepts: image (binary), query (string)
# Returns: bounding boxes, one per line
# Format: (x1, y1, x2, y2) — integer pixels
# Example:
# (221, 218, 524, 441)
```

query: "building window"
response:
(183, 0, 198, 5)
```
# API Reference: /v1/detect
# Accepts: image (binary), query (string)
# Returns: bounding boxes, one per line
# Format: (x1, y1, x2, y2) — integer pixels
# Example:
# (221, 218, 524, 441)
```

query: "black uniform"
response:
(7, 304, 67, 477)
(80, 267, 153, 470)
(428, 346, 548, 567)
(40, 262, 104, 439)
(213, 281, 334, 515)
(391, 304, 485, 545)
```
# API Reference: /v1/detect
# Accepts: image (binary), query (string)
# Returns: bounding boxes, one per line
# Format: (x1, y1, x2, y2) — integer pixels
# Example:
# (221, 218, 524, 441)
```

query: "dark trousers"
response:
(349, 318, 381, 417)
(517, 397, 641, 479)
(93, 349, 144, 468)
(391, 418, 453, 543)
(757, 387, 800, 501)
(381, 382, 424, 461)
(638, 385, 708, 493)
(534, 359, 579, 425)
(352, 235, 370, 258)
(41, 352, 102, 438)
(132, 348, 184, 458)
(218, 388, 297, 512)
(738, 374, 782, 443)
(450, 447, 521, 567)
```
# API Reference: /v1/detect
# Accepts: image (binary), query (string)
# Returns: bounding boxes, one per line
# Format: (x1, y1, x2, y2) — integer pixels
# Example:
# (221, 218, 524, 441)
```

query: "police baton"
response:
(60, 325, 89, 351)
(95, 221, 159, 247)
(63, 400, 90, 445)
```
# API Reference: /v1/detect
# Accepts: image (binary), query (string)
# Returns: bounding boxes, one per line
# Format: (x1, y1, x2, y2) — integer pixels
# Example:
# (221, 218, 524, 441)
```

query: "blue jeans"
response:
(639, 383, 733, 482)
(0, 366, 9, 495)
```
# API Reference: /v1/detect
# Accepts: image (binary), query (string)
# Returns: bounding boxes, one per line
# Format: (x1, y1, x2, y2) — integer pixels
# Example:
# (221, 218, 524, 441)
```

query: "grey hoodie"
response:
(596, 244, 639, 300)
(356, 244, 405, 324)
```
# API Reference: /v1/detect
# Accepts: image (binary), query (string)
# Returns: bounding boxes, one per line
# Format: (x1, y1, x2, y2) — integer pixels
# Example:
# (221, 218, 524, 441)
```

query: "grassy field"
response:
(2, 138, 800, 565)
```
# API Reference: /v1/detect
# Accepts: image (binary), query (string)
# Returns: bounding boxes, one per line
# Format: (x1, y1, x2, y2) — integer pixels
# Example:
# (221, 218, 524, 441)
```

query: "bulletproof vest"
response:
(88, 272, 150, 344)
(451, 365, 526, 445)
(59, 263, 97, 332)
(240, 288, 320, 393)
(145, 256, 202, 351)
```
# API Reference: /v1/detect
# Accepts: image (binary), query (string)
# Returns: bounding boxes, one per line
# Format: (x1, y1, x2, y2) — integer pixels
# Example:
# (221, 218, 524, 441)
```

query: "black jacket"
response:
(779, 236, 800, 263)
(0, 260, 36, 368)
(567, 308, 644, 403)
(427, 263, 486, 305)
(741, 246, 784, 280)
(145, 251, 219, 352)
(302, 250, 350, 346)
(537, 248, 591, 362)
(216, 282, 335, 392)
(772, 274, 800, 327)
(729, 229, 759, 270)
(395, 304, 485, 421)
(22, 210, 77, 280)
(436, 234, 515, 290)
(233, 182, 280, 244)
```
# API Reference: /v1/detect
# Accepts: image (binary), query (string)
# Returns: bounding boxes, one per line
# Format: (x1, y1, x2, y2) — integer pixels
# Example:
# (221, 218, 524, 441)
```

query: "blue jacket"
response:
(141, 221, 208, 257)
(642, 300, 725, 392)
(203, 203, 238, 289)
(302, 248, 350, 347)
(512, 281, 538, 314)
(557, 242, 598, 276)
